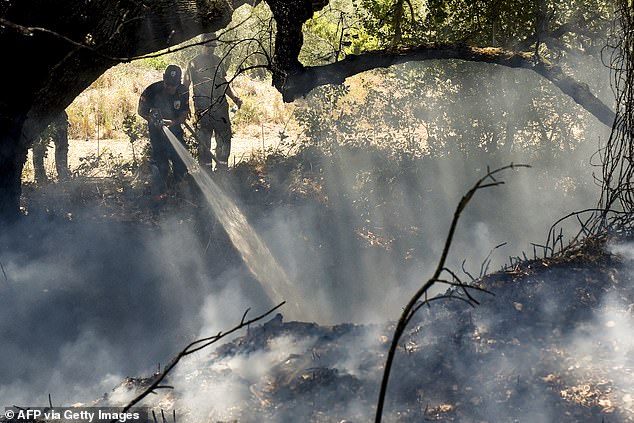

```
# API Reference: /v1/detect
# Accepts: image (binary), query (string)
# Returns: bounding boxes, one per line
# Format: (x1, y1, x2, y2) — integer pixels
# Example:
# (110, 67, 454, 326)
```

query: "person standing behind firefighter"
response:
(138, 64, 190, 199)
(183, 34, 242, 171)
(32, 110, 70, 183)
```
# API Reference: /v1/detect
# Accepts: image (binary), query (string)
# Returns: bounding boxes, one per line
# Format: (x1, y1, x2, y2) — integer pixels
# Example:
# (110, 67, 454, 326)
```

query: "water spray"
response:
(159, 125, 306, 319)
(182, 121, 221, 166)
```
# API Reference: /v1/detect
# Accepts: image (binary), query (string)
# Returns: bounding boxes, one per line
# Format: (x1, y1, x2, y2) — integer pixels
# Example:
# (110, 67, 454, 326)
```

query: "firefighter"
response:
(183, 33, 242, 171)
(138, 64, 190, 199)
(32, 111, 70, 183)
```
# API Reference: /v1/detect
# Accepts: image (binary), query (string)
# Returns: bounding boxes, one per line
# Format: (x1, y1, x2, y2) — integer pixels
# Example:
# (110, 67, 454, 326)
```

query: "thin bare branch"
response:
(115, 302, 285, 420)
(375, 164, 529, 423)
(479, 242, 507, 277)
(461, 259, 476, 282)
(240, 308, 251, 325)
(0, 259, 8, 283)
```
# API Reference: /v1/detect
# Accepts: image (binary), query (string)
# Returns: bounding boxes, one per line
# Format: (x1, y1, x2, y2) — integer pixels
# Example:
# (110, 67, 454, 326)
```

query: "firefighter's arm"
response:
(139, 97, 164, 127)
(138, 93, 151, 121)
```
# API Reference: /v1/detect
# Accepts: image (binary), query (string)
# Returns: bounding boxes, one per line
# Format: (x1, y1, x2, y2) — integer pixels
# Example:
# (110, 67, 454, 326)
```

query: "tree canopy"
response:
(0, 0, 621, 221)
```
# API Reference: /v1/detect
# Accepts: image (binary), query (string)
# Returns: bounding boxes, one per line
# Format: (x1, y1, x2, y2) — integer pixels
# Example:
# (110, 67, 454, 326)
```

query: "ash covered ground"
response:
(2, 145, 631, 422)
(95, 237, 634, 422)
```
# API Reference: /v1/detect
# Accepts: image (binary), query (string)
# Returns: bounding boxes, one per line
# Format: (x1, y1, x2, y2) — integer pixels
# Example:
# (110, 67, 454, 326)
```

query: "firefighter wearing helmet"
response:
(138, 64, 190, 200)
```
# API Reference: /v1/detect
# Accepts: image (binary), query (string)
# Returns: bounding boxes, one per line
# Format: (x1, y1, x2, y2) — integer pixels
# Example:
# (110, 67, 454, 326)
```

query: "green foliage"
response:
(122, 113, 144, 144)
(356, 0, 425, 47)
(216, 2, 275, 74)
(294, 59, 602, 166)
(301, 2, 352, 64)
(347, 0, 614, 52)
(294, 84, 351, 150)
(122, 112, 148, 168)
(232, 98, 262, 126)
(138, 55, 171, 71)
(294, 71, 427, 162)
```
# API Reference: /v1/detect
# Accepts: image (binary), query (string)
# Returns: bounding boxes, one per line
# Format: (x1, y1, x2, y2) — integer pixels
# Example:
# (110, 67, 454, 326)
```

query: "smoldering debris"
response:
(89, 238, 634, 422)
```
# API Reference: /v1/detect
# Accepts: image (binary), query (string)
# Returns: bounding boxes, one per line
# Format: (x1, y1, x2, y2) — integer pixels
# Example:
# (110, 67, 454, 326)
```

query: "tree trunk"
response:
(0, 118, 27, 223)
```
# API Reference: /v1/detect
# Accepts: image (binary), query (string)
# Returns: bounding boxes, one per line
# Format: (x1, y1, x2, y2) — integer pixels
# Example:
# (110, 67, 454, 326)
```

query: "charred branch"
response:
(115, 302, 285, 418)
(0, 259, 7, 283)
(374, 164, 529, 423)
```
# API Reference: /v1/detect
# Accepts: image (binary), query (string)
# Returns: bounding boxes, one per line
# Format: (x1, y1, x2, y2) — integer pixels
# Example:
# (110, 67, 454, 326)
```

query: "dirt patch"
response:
(22, 130, 287, 182)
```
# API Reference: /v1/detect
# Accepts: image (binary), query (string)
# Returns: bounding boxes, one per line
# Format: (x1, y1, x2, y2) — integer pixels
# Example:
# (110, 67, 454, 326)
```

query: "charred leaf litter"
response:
(5, 166, 634, 422)
(98, 237, 634, 422)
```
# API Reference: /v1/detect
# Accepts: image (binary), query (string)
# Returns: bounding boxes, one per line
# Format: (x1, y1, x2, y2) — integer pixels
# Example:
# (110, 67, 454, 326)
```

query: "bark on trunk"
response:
(0, 118, 27, 224)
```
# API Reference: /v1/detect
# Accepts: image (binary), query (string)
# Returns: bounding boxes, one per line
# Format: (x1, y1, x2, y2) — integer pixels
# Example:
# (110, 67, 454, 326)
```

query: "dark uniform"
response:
(185, 47, 233, 167)
(138, 65, 190, 197)
(33, 111, 69, 183)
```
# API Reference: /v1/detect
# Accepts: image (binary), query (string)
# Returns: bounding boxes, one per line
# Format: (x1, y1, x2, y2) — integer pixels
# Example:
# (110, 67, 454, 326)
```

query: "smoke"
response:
(565, 242, 634, 399)
(0, 208, 269, 407)
(0, 51, 615, 420)
(255, 59, 610, 324)
(173, 334, 320, 422)
(139, 240, 633, 422)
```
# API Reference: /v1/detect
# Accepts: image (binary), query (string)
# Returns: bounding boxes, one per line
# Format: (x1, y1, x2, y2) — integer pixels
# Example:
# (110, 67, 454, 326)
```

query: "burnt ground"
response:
(89, 237, 634, 423)
(5, 153, 634, 422)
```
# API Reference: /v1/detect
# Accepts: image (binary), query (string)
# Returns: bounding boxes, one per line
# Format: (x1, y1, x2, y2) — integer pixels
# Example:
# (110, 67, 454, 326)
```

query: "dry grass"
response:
(67, 62, 298, 140)
(67, 63, 161, 140)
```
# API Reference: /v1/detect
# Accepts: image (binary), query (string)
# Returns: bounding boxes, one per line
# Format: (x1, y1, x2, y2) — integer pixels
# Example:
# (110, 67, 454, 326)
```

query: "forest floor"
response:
(96, 237, 634, 423)
(11, 148, 634, 422)
(21, 123, 288, 183)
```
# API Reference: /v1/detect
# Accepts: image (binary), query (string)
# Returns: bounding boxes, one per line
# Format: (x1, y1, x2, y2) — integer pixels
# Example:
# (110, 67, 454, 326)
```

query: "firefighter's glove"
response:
(149, 116, 164, 128)
(149, 109, 164, 128)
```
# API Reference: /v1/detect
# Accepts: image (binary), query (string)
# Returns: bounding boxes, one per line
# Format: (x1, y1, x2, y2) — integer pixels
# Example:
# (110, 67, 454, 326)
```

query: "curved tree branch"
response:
(262, 0, 613, 127)
(277, 44, 615, 127)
